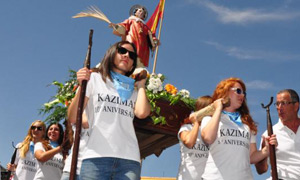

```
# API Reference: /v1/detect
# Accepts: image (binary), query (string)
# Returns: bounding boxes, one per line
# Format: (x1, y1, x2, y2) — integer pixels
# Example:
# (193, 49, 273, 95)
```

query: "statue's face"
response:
(135, 8, 145, 20)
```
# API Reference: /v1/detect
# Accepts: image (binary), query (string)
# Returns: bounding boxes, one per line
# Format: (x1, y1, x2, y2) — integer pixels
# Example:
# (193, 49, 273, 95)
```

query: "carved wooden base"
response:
(134, 100, 192, 159)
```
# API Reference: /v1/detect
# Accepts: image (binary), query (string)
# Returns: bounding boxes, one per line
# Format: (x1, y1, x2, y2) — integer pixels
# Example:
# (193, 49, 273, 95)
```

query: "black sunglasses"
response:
(231, 87, 247, 96)
(31, 126, 43, 131)
(117, 47, 137, 60)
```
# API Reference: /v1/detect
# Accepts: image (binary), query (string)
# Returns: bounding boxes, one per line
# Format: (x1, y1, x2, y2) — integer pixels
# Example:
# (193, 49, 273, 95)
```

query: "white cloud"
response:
(246, 80, 274, 90)
(205, 41, 300, 62)
(187, 0, 300, 24)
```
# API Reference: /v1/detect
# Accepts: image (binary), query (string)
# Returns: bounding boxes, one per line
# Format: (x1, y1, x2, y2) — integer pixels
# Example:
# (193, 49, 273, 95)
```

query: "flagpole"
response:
(152, 0, 165, 74)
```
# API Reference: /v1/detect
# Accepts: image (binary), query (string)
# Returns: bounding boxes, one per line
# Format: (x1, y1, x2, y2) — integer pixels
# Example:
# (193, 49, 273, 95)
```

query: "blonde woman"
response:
(7, 120, 47, 180)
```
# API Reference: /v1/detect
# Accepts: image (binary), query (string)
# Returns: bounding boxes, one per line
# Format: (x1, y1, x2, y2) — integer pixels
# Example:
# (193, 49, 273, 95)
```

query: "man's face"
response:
(135, 8, 145, 20)
(276, 92, 298, 122)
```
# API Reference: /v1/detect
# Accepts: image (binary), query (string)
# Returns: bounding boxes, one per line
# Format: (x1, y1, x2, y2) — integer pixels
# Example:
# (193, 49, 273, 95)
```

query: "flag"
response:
(146, 0, 165, 34)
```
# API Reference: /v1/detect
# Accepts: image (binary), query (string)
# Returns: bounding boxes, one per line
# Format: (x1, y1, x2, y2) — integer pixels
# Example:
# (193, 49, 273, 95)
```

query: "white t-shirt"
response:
(260, 119, 300, 180)
(63, 127, 89, 175)
(82, 72, 140, 162)
(12, 143, 38, 180)
(201, 114, 256, 180)
(177, 124, 209, 180)
(33, 142, 64, 180)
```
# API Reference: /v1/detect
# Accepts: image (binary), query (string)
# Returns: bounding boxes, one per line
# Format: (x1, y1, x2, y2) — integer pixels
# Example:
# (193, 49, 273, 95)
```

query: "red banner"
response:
(146, 0, 165, 35)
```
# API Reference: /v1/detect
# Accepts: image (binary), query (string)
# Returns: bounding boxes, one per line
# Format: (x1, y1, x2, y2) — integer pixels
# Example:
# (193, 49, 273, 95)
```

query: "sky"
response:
(0, 0, 299, 179)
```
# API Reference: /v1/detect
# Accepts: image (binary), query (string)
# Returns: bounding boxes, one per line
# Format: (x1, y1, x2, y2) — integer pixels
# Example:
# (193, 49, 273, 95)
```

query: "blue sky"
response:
(1, 0, 299, 179)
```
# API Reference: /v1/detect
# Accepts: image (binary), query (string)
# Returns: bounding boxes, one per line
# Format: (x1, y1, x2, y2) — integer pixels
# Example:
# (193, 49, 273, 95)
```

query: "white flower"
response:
(179, 89, 190, 98)
(147, 83, 155, 91)
(147, 75, 163, 93)
(158, 85, 163, 91)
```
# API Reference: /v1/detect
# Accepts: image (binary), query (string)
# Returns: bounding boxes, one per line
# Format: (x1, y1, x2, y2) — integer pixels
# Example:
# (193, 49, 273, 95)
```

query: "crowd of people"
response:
(6, 40, 300, 180)
(176, 78, 300, 180)
(5, 4, 300, 180)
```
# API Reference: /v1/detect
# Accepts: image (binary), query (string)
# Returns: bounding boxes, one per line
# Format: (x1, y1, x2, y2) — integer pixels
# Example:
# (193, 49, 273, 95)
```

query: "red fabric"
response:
(146, 0, 165, 35)
(119, 19, 156, 67)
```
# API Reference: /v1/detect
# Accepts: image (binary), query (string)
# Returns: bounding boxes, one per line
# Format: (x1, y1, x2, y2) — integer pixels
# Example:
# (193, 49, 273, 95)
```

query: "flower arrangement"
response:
(145, 73, 196, 125)
(39, 70, 196, 125)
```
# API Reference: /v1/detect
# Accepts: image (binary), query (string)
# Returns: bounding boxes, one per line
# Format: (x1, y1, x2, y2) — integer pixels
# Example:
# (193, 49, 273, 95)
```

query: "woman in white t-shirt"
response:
(34, 122, 65, 180)
(60, 113, 89, 180)
(201, 77, 277, 180)
(67, 41, 151, 180)
(7, 120, 47, 180)
(177, 96, 212, 180)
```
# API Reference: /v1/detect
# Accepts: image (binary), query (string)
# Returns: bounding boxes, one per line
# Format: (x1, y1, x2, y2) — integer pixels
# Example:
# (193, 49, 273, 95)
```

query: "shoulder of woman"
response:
(179, 124, 192, 132)
(16, 142, 23, 148)
(34, 142, 45, 152)
(91, 71, 103, 80)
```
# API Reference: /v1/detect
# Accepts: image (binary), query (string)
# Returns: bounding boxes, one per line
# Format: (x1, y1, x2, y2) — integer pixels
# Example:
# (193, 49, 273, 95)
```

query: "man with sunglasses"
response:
(255, 89, 300, 180)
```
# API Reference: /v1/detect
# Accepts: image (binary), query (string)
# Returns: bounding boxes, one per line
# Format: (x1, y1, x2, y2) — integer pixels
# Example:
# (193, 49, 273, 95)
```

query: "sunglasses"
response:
(31, 126, 43, 131)
(117, 47, 137, 60)
(274, 101, 295, 107)
(231, 87, 246, 96)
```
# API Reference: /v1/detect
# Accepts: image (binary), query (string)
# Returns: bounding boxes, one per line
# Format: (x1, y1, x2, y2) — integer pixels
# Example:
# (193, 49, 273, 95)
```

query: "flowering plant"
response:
(145, 73, 196, 125)
(146, 73, 164, 93)
(39, 71, 196, 126)
(39, 70, 77, 123)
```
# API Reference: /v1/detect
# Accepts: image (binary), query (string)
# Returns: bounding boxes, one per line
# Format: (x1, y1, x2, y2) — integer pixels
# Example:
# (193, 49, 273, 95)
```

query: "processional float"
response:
(69, 1, 183, 180)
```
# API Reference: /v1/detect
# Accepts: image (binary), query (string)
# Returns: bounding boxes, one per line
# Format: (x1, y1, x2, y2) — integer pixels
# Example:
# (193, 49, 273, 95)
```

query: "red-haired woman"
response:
(201, 77, 277, 180)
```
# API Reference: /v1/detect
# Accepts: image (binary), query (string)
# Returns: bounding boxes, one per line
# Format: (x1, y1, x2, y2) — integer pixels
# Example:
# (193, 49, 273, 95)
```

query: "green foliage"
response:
(39, 70, 78, 123)
(39, 70, 196, 126)
(146, 89, 196, 125)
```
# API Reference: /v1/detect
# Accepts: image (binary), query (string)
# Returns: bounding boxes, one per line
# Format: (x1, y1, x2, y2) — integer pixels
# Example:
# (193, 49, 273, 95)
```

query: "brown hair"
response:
(92, 41, 137, 82)
(45, 122, 64, 145)
(212, 77, 257, 134)
(183, 95, 213, 124)
(195, 95, 213, 111)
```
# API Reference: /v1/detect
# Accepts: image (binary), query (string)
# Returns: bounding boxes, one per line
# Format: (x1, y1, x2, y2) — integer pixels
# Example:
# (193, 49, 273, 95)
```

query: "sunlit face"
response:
(135, 8, 146, 20)
(47, 124, 60, 142)
(31, 122, 44, 141)
(226, 82, 245, 112)
(276, 92, 298, 122)
(112, 44, 135, 75)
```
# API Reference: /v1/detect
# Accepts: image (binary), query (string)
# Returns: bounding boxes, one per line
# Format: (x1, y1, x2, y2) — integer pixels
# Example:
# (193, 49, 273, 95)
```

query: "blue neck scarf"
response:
(50, 141, 59, 148)
(222, 111, 243, 126)
(29, 141, 35, 154)
(111, 71, 135, 102)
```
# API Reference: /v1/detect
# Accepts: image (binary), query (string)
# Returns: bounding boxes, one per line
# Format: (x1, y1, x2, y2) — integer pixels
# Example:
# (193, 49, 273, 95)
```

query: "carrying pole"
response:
(69, 29, 93, 180)
(261, 97, 278, 180)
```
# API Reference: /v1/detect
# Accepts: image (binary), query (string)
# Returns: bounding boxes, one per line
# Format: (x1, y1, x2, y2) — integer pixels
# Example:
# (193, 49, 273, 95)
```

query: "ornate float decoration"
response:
(40, 0, 195, 160)
(39, 70, 195, 158)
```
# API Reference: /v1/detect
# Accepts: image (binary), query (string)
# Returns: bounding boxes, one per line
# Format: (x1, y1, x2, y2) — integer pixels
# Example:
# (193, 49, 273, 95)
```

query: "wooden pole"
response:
(6, 143, 18, 180)
(69, 29, 93, 180)
(261, 97, 278, 180)
(152, 0, 166, 74)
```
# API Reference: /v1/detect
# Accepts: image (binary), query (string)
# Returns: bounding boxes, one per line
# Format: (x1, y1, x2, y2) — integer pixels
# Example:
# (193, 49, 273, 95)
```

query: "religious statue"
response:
(73, 4, 161, 68)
